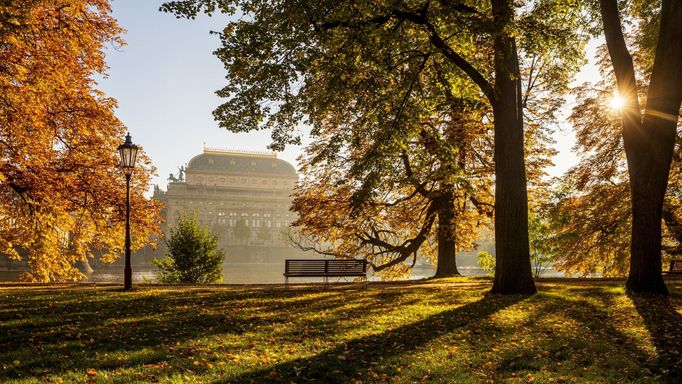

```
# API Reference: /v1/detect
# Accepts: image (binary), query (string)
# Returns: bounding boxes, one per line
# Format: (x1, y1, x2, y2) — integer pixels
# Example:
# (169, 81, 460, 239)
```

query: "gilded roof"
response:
(186, 150, 297, 177)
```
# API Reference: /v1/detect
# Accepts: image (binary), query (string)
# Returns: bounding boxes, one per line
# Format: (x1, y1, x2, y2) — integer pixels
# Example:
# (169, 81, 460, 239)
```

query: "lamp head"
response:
(117, 133, 139, 176)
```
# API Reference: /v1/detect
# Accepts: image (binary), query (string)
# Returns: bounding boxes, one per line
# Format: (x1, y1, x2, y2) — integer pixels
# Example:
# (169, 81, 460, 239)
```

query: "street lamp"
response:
(118, 133, 139, 290)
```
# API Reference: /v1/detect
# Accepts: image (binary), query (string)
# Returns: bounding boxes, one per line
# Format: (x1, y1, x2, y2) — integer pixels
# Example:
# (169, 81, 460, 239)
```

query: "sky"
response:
(99, 1, 603, 191)
(99, 1, 307, 191)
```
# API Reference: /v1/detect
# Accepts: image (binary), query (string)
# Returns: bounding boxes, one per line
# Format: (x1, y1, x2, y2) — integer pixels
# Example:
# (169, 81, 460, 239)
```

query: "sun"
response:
(609, 94, 626, 110)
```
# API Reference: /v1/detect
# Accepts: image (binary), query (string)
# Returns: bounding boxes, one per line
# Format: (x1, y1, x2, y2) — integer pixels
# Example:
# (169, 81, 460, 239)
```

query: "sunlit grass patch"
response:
(0, 280, 680, 383)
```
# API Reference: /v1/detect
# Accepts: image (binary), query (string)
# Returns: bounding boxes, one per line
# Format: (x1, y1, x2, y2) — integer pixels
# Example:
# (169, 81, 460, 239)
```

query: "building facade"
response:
(152, 148, 307, 271)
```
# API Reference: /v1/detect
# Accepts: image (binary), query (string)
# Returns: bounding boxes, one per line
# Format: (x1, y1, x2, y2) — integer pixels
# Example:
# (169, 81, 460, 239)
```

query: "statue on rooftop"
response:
(178, 165, 185, 181)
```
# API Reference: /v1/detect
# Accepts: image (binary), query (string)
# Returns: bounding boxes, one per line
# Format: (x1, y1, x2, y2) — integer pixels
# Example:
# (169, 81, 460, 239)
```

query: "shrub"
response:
(153, 214, 224, 284)
(477, 251, 495, 277)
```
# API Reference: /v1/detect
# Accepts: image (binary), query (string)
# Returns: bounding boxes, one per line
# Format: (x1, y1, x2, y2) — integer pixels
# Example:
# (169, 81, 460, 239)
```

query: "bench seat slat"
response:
(284, 259, 367, 279)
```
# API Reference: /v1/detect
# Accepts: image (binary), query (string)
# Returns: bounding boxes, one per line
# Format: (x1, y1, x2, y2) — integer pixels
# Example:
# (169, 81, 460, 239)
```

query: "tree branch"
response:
(424, 23, 495, 101)
(599, 0, 641, 122)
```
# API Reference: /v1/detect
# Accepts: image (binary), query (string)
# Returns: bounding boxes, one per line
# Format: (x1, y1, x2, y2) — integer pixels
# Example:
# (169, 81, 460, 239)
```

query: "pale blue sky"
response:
(99, 0, 306, 191)
(99, 1, 601, 191)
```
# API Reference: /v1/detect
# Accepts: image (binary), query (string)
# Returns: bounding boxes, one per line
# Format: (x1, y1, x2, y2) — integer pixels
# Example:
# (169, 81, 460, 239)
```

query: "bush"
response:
(153, 214, 224, 284)
(477, 251, 495, 277)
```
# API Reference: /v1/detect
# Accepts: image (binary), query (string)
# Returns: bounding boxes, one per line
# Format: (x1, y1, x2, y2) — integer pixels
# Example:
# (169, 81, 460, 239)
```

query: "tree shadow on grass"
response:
(494, 289, 651, 381)
(0, 286, 480, 381)
(629, 292, 682, 383)
(0, 288, 340, 381)
(210, 293, 528, 384)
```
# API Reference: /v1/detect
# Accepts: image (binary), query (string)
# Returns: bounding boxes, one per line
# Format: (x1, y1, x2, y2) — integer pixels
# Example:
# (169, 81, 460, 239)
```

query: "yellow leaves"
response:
(0, 0, 161, 281)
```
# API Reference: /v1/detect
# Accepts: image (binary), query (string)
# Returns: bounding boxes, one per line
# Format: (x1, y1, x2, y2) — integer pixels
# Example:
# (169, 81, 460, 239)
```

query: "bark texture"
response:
(600, 0, 682, 294)
(489, 0, 536, 294)
(434, 190, 460, 277)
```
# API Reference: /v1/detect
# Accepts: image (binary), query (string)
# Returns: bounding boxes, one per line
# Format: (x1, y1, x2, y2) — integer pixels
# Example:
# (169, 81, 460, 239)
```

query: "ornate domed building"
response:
(151, 147, 309, 282)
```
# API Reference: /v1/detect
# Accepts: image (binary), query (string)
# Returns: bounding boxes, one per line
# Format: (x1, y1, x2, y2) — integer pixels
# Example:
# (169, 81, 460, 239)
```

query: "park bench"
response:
(283, 259, 368, 289)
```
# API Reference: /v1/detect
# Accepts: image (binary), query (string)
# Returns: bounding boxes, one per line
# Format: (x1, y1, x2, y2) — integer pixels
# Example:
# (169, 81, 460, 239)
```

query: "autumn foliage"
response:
(0, 0, 161, 281)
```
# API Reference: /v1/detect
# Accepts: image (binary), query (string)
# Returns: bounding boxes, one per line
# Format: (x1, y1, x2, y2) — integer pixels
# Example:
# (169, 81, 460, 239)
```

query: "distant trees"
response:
(528, 213, 556, 278)
(0, 0, 161, 281)
(162, 0, 587, 294)
(154, 214, 224, 284)
(477, 251, 496, 277)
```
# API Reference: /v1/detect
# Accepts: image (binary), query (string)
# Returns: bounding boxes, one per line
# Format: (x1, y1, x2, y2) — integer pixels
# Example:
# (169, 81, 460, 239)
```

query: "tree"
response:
(549, 1, 682, 290)
(290, 95, 495, 279)
(598, 0, 682, 293)
(548, 180, 633, 277)
(287, 46, 558, 280)
(528, 213, 555, 278)
(546, 72, 682, 278)
(0, 0, 161, 282)
(162, 0, 587, 293)
(154, 214, 224, 284)
(477, 251, 496, 277)
(478, 212, 556, 278)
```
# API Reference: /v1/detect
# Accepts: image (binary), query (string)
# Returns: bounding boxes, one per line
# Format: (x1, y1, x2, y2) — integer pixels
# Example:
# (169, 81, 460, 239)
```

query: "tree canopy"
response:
(162, 0, 588, 293)
(0, 0, 161, 281)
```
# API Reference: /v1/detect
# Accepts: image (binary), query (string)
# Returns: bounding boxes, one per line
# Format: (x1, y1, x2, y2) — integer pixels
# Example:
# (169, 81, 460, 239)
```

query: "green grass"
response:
(0, 278, 680, 383)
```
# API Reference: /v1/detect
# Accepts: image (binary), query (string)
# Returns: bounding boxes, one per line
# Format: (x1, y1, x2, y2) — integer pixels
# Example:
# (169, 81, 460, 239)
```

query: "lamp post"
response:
(118, 133, 139, 291)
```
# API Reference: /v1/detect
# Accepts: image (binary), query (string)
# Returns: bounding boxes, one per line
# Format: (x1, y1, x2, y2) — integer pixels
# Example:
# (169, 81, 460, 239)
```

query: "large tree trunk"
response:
(435, 190, 460, 277)
(627, 0, 682, 293)
(489, 0, 536, 294)
(600, 0, 682, 294)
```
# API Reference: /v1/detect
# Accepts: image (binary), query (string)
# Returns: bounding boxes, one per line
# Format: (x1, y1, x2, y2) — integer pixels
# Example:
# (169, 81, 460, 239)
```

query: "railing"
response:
(203, 146, 277, 158)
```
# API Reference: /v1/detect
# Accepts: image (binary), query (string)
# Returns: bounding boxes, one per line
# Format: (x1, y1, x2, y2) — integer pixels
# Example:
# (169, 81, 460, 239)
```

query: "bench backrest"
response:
(285, 259, 367, 276)
(671, 260, 682, 272)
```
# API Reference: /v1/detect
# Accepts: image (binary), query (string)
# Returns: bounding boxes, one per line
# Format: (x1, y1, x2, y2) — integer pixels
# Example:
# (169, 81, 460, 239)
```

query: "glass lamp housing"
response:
(118, 133, 139, 175)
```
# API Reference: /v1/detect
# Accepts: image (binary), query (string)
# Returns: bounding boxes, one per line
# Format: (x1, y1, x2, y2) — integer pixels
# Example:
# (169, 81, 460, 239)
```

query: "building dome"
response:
(186, 148, 297, 177)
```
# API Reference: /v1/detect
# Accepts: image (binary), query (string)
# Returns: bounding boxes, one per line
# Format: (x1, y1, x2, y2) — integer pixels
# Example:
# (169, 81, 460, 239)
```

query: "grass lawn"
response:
(0, 278, 681, 383)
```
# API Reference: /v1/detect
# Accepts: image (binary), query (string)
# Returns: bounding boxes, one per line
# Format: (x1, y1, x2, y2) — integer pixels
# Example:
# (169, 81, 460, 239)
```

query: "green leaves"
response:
(154, 214, 225, 284)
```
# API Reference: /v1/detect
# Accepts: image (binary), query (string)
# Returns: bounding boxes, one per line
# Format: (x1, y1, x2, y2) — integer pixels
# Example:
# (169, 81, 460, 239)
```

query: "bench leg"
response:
(285, 276, 288, 290)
